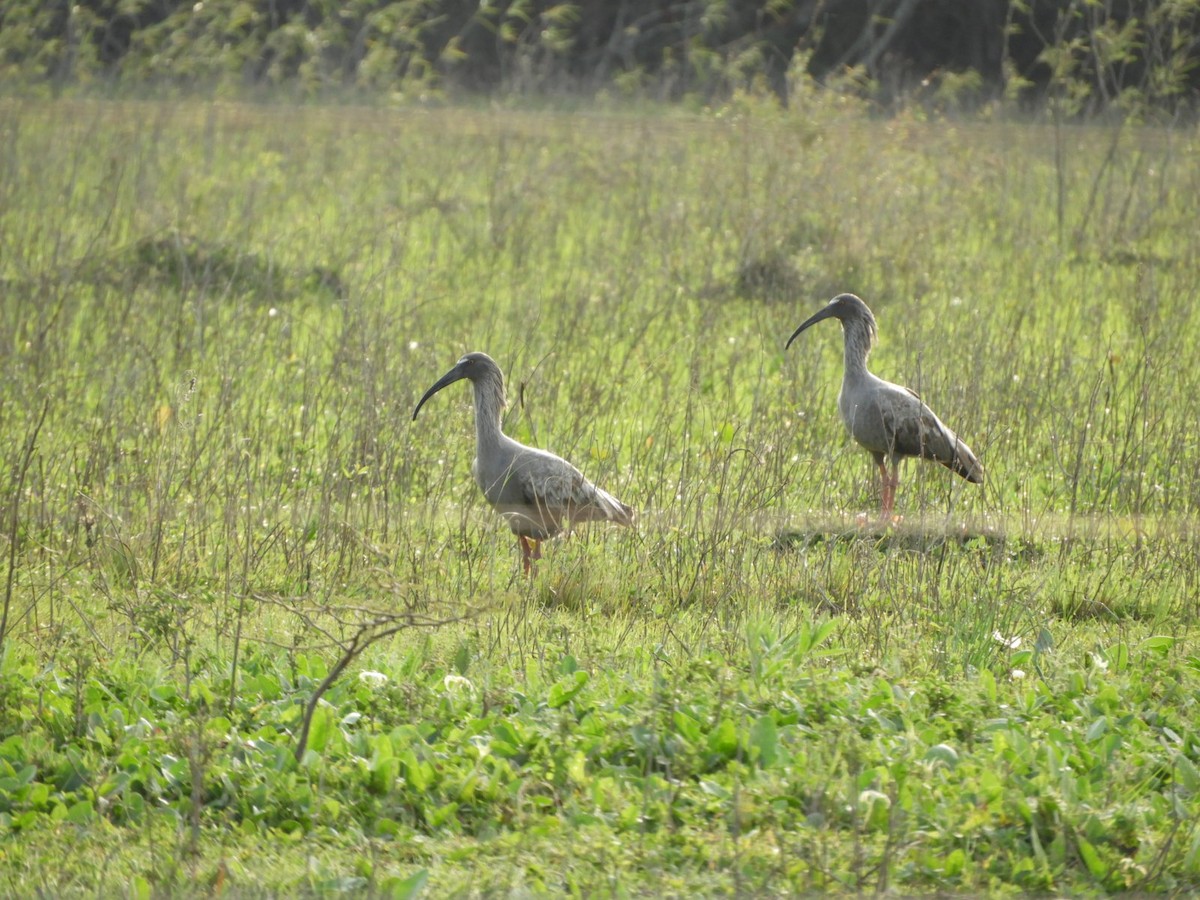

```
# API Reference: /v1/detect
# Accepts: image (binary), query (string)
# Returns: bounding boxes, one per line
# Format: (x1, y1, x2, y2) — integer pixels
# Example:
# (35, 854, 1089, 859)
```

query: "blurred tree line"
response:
(1, 0, 1197, 113)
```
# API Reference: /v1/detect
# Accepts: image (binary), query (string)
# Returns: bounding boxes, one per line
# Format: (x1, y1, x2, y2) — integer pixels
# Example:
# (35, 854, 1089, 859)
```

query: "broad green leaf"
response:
(1185, 828, 1200, 873)
(706, 718, 739, 760)
(1175, 754, 1200, 792)
(856, 766, 887, 790)
(149, 684, 178, 704)
(400, 751, 429, 792)
(943, 848, 966, 877)
(810, 618, 840, 653)
(1141, 635, 1175, 657)
(306, 702, 334, 753)
(750, 715, 778, 768)
(128, 875, 151, 900)
(925, 743, 959, 768)
(388, 869, 429, 900)
(548, 671, 589, 708)
(1105, 642, 1130, 673)
(978, 667, 997, 704)
(429, 801, 459, 827)
(1034, 628, 1055, 654)
(673, 711, 702, 745)
(1077, 836, 1106, 878)
(66, 799, 94, 825)
(375, 817, 402, 838)
(454, 643, 471, 675)
(699, 779, 730, 799)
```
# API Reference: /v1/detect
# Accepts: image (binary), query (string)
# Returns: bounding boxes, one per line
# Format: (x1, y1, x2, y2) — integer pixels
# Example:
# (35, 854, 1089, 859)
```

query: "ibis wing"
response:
(887, 395, 984, 483)
(518, 452, 635, 526)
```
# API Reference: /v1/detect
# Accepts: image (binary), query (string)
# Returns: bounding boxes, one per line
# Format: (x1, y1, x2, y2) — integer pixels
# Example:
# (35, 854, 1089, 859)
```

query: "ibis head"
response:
(785, 293, 877, 351)
(412, 351, 505, 421)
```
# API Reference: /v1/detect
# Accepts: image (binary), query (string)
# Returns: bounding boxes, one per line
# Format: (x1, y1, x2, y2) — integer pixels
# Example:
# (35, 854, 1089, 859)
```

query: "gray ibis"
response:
(786, 293, 983, 519)
(412, 352, 635, 574)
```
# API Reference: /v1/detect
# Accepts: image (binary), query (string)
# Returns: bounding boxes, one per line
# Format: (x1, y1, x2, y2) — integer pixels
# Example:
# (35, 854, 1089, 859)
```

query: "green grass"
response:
(1, 94, 1200, 895)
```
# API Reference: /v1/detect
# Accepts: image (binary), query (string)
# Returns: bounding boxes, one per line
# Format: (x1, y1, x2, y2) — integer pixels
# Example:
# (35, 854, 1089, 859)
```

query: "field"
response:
(1, 94, 1200, 895)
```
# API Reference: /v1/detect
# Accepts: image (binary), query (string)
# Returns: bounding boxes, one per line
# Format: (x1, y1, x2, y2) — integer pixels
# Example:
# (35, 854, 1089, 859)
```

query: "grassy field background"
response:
(1, 95, 1200, 895)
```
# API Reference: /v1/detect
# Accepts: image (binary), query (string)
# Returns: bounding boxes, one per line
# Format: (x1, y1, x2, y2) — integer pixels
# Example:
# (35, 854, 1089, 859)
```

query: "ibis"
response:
(412, 352, 635, 574)
(786, 293, 983, 519)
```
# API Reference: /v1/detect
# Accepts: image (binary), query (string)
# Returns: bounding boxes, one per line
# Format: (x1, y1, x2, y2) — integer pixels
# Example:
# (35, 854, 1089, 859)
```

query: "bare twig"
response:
(248, 590, 479, 761)
(1, 397, 50, 649)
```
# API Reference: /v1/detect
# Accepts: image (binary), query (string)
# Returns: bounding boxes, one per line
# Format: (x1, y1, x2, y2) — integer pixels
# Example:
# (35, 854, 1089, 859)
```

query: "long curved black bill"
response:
(412, 364, 467, 421)
(785, 305, 840, 350)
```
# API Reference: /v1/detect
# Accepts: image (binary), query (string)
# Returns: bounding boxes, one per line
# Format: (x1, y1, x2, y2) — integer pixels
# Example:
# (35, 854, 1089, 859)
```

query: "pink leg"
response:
(518, 536, 542, 577)
(877, 460, 902, 523)
(519, 536, 533, 576)
(876, 458, 893, 518)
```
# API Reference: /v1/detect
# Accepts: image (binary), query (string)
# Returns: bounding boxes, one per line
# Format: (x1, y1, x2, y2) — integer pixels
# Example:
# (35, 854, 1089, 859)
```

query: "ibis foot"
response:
(855, 511, 904, 529)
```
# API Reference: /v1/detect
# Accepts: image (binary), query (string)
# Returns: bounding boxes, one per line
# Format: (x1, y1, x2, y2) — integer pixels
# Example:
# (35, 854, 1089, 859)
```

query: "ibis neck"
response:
(471, 377, 508, 451)
(840, 320, 874, 382)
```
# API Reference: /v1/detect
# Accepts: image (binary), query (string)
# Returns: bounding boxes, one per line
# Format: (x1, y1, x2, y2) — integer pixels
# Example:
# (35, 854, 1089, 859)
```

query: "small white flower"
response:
(992, 631, 1021, 650)
(443, 674, 474, 693)
(358, 670, 388, 689)
(1011, 669, 1025, 680)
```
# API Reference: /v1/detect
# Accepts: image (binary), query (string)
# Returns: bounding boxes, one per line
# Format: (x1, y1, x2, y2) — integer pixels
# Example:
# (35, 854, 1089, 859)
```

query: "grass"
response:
(1, 93, 1199, 894)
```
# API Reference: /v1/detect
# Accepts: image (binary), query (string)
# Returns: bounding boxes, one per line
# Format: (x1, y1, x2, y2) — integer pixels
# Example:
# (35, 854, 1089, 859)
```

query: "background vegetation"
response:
(2, 3, 1200, 896)
(3, 0, 1200, 113)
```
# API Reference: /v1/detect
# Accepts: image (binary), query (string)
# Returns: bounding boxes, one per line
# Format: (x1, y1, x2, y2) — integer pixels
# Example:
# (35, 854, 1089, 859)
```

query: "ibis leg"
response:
(875, 457, 901, 521)
(519, 536, 533, 576)
(875, 457, 893, 517)
(518, 536, 542, 577)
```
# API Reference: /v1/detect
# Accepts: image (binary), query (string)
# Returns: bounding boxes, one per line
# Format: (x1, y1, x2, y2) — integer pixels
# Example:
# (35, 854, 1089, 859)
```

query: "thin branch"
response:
(289, 608, 477, 761)
(1, 398, 50, 649)
(244, 589, 478, 761)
